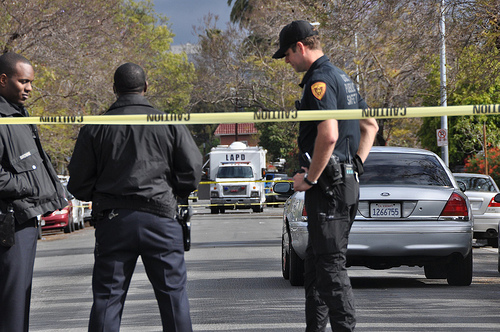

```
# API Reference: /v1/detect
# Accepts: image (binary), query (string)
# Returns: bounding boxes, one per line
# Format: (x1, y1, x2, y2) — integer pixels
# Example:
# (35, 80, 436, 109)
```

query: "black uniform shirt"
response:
(298, 55, 367, 165)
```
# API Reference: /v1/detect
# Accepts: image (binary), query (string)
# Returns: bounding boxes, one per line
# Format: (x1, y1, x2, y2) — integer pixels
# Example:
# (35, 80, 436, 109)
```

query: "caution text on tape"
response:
(0, 104, 499, 125)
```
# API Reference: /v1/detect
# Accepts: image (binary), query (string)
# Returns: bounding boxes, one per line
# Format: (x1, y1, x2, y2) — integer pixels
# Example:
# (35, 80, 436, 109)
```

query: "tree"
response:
(465, 148, 500, 185)
(191, 1, 500, 168)
(190, 12, 304, 171)
(221, 0, 445, 149)
(418, 43, 500, 168)
(0, 0, 194, 173)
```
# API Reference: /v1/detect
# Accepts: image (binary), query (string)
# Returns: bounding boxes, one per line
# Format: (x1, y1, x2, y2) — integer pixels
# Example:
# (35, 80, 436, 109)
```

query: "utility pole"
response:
(440, 0, 449, 166)
(483, 122, 489, 175)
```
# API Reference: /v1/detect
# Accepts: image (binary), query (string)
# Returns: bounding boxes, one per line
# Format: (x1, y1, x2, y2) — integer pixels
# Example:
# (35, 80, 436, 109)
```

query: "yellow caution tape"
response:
(1, 104, 499, 125)
(179, 201, 284, 209)
(200, 179, 293, 185)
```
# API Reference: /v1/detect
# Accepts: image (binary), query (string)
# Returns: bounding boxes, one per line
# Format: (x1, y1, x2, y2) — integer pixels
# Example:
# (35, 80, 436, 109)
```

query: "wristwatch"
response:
(303, 173, 318, 186)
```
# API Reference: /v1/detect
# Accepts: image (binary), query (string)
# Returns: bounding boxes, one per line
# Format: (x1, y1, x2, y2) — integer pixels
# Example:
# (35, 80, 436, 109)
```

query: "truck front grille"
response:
(223, 185, 247, 196)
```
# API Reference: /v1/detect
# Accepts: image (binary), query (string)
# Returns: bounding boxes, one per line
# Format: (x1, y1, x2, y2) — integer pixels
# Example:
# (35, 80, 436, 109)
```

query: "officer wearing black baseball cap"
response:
(273, 20, 379, 332)
(272, 20, 319, 59)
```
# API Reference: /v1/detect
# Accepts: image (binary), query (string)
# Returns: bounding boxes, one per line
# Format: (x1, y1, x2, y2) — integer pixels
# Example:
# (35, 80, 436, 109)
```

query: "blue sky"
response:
(152, 0, 232, 45)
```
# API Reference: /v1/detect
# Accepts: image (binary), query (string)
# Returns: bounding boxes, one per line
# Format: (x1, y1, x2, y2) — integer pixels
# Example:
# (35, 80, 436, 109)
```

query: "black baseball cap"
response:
(272, 20, 319, 59)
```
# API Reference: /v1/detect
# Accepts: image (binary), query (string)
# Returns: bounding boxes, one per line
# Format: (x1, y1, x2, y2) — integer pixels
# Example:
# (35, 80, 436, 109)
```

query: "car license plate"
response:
(370, 203, 401, 218)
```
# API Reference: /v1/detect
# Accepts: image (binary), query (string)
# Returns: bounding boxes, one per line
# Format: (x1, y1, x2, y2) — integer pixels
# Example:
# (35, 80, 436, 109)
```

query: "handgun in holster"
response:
(176, 198, 192, 252)
(318, 155, 343, 198)
(302, 153, 343, 198)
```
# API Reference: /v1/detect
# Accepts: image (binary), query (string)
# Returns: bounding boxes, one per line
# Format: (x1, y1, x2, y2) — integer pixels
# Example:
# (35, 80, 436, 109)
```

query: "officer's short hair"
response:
(291, 35, 322, 53)
(114, 63, 146, 94)
(0, 52, 31, 77)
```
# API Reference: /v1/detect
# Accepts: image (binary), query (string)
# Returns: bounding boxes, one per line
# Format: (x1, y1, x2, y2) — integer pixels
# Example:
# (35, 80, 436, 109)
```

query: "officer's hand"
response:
(293, 167, 312, 192)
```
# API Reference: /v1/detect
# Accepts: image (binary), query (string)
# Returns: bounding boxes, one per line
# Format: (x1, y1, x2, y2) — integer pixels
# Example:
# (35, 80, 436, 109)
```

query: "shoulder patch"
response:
(311, 82, 326, 100)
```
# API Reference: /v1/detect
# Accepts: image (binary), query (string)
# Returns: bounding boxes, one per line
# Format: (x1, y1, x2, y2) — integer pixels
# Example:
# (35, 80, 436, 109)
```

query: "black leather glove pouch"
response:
(353, 154, 364, 176)
(0, 205, 15, 247)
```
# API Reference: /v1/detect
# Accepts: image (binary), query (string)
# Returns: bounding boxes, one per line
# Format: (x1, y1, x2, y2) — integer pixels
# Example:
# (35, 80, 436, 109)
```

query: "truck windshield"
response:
(217, 166, 254, 178)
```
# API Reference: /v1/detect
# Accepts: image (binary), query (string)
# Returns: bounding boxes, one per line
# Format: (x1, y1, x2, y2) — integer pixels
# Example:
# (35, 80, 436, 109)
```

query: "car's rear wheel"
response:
(282, 235, 290, 280)
(210, 207, 218, 214)
(447, 251, 473, 286)
(424, 263, 447, 279)
(497, 249, 500, 274)
(289, 244, 304, 286)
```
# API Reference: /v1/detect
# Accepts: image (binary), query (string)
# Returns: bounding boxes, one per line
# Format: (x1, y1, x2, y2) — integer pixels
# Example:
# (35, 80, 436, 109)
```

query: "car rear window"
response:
(360, 152, 453, 187)
(454, 176, 497, 192)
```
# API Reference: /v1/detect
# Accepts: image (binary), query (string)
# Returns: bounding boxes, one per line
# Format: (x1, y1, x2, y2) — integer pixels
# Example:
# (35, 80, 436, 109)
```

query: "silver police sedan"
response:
(278, 147, 473, 287)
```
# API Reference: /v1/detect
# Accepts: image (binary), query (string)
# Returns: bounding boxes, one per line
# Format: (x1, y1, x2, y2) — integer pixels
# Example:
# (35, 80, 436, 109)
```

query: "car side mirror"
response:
(494, 193, 500, 203)
(273, 182, 293, 196)
(456, 180, 466, 192)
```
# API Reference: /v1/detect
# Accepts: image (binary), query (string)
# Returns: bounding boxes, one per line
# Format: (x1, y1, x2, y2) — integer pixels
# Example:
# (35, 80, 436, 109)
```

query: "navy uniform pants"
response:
(304, 185, 357, 332)
(0, 218, 38, 332)
(88, 209, 192, 332)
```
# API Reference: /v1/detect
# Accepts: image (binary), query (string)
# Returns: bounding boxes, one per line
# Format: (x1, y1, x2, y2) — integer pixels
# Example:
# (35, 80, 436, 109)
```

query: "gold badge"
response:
(311, 82, 326, 100)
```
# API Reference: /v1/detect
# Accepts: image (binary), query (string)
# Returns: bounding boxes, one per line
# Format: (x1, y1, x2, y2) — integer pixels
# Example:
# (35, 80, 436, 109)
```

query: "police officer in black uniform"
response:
(273, 21, 378, 331)
(68, 63, 202, 332)
(0, 52, 67, 332)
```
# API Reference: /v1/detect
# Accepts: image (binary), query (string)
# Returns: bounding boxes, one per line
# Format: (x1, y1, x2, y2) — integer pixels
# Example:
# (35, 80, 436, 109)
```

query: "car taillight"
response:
(440, 192, 469, 220)
(488, 197, 500, 208)
(302, 205, 307, 217)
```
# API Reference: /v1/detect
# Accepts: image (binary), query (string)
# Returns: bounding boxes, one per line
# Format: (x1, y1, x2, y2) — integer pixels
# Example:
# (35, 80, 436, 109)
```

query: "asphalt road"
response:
(30, 203, 500, 331)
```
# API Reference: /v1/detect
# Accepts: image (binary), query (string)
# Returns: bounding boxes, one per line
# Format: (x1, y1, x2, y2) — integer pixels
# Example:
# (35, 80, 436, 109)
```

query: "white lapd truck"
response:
(209, 142, 267, 214)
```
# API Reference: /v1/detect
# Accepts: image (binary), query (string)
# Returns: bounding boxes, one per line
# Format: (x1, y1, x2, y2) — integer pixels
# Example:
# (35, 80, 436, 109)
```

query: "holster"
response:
(0, 204, 15, 247)
(317, 155, 343, 198)
(318, 156, 359, 206)
(176, 204, 192, 252)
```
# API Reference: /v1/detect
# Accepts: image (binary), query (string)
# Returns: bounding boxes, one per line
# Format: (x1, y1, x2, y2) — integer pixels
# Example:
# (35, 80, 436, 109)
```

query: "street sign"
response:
(436, 128, 448, 147)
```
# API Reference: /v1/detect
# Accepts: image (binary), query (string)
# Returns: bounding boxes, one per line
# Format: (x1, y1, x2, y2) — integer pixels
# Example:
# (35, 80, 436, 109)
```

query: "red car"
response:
(41, 189, 74, 233)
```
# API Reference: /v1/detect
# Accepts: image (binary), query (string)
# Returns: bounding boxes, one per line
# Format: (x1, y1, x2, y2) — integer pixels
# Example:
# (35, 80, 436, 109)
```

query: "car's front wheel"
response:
(282, 235, 290, 280)
(63, 219, 73, 233)
(37, 221, 42, 240)
(252, 205, 263, 213)
(73, 214, 80, 230)
(447, 251, 473, 286)
(289, 244, 304, 286)
(487, 238, 498, 248)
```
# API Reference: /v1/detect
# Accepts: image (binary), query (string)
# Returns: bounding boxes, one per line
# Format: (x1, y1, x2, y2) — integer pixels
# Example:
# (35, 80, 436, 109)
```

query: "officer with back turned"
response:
(68, 62, 202, 332)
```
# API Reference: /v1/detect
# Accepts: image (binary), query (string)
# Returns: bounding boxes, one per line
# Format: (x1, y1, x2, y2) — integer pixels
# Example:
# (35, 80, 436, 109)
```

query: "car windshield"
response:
(360, 152, 453, 186)
(217, 166, 254, 178)
(454, 176, 497, 192)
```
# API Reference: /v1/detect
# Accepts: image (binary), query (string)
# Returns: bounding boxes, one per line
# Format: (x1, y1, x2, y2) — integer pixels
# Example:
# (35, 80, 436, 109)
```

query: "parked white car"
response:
(58, 175, 85, 230)
(453, 173, 500, 247)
